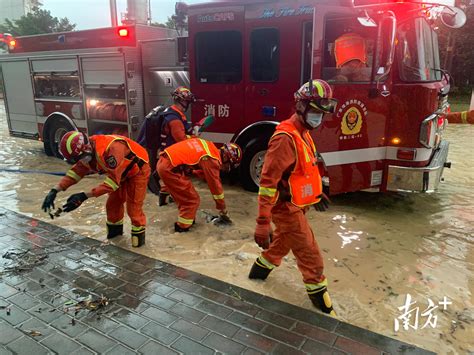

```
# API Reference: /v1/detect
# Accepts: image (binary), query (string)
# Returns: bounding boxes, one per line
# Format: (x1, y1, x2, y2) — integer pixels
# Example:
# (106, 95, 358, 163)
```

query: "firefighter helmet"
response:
(220, 143, 242, 169)
(59, 131, 91, 163)
(294, 79, 338, 113)
(171, 86, 196, 103)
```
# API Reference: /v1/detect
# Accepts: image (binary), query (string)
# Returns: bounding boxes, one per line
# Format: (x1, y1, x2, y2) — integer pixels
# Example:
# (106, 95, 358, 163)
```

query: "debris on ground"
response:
(27, 330, 42, 337)
(64, 295, 111, 315)
(0, 248, 47, 274)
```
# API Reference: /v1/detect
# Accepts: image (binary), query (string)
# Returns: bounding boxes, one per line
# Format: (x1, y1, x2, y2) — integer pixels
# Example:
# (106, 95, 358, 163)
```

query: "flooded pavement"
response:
(0, 101, 472, 354)
(0, 207, 433, 354)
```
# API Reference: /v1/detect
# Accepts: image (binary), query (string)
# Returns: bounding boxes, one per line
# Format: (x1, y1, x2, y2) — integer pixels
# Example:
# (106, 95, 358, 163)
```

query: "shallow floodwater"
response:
(0, 102, 472, 354)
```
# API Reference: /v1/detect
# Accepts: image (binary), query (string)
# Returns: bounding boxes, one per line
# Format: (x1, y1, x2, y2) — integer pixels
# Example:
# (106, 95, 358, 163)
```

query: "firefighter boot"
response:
(174, 222, 191, 233)
(307, 287, 336, 316)
(131, 227, 146, 247)
(248, 258, 273, 280)
(159, 192, 170, 206)
(107, 222, 123, 239)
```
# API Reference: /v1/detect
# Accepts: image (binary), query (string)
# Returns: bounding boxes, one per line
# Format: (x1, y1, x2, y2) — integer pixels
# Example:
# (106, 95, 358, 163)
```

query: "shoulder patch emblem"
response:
(106, 156, 117, 169)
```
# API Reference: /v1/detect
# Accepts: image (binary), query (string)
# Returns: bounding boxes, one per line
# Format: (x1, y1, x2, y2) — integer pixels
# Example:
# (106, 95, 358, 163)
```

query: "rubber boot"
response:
(107, 223, 123, 239)
(159, 192, 170, 206)
(248, 259, 272, 280)
(131, 229, 145, 247)
(174, 222, 191, 233)
(308, 287, 336, 316)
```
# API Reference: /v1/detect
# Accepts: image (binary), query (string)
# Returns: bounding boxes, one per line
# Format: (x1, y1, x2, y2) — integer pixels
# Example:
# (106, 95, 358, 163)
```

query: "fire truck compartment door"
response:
(1, 60, 37, 134)
(81, 56, 125, 85)
(31, 58, 78, 72)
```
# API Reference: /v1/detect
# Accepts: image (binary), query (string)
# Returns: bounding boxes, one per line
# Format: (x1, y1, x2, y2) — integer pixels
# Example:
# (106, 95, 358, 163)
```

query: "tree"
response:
(0, 6, 76, 36)
(153, 14, 187, 36)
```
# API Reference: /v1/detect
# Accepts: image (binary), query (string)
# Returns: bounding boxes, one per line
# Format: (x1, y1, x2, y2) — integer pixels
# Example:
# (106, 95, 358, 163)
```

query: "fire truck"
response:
(0, 0, 466, 195)
(183, 0, 464, 194)
(0, 25, 187, 157)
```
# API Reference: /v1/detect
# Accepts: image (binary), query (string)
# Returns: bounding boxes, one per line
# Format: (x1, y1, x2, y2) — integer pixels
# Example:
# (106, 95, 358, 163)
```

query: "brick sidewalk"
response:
(0, 208, 433, 354)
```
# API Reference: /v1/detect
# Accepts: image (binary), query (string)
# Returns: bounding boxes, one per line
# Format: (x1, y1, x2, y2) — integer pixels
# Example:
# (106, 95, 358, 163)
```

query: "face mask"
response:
(305, 112, 324, 128)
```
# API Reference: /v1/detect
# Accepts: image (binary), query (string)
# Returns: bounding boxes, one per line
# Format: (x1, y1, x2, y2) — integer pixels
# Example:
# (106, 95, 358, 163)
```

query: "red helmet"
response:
(294, 79, 338, 113)
(59, 131, 91, 163)
(171, 86, 196, 103)
(220, 143, 242, 169)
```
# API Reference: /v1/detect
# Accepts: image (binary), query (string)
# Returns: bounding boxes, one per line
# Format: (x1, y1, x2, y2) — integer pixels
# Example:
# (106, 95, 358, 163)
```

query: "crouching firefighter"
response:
(248, 79, 338, 316)
(41, 132, 150, 247)
(157, 138, 242, 232)
(138, 86, 197, 206)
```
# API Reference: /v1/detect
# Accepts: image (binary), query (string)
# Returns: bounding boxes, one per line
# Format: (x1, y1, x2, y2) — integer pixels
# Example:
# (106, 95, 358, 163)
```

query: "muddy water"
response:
(0, 101, 472, 354)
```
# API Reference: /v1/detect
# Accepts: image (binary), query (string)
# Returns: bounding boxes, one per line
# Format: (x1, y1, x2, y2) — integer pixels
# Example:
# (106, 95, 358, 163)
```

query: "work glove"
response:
(313, 192, 330, 212)
(62, 192, 88, 213)
(254, 216, 273, 249)
(42, 188, 58, 213)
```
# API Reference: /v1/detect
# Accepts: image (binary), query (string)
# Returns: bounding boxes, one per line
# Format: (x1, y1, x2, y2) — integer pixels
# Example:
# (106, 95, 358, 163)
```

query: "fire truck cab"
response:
(184, 0, 461, 194)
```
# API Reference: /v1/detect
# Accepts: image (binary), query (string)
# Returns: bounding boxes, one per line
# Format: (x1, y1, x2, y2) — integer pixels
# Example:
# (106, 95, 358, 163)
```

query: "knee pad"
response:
(248, 259, 273, 280)
(107, 223, 123, 239)
(308, 287, 336, 316)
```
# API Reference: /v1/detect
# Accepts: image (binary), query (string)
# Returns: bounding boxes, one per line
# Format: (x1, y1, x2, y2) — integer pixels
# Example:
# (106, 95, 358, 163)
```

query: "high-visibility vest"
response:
(92, 135, 149, 175)
(334, 32, 367, 68)
(272, 120, 322, 207)
(163, 138, 221, 167)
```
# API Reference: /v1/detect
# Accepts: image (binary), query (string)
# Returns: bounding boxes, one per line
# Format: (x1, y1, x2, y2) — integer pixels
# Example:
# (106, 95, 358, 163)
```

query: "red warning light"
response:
(9, 40, 16, 47)
(118, 28, 129, 37)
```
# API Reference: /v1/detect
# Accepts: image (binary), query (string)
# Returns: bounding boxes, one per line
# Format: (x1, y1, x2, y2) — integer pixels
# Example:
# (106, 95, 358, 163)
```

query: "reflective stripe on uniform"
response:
(200, 139, 213, 156)
(107, 219, 123, 226)
(305, 279, 328, 294)
(104, 177, 119, 191)
(256, 256, 275, 270)
(461, 111, 468, 124)
(66, 169, 82, 182)
(213, 193, 224, 200)
(258, 187, 277, 197)
(177, 216, 194, 226)
(131, 225, 145, 233)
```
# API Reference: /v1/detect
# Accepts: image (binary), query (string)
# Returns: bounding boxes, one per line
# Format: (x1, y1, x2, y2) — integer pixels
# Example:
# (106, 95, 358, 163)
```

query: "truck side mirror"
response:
(440, 6, 466, 29)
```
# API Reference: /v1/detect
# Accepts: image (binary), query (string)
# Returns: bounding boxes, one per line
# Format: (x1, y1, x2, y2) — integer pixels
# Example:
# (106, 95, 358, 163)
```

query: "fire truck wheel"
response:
(240, 139, 268, 192)
(48, 120, 75, 158)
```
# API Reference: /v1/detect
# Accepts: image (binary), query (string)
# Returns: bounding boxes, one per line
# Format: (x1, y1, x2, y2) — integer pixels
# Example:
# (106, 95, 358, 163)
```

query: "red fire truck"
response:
(0, 0, 465, 196)
(0, 25, 187, 156)
(183, 0, 464, 194)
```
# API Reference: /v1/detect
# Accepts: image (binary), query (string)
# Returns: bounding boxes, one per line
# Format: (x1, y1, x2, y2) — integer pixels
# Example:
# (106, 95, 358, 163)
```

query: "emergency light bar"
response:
(353, 0, 455, 6)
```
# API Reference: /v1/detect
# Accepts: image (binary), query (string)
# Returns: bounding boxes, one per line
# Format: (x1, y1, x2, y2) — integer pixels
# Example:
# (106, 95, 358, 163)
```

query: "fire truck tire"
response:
(240, 139, 268, 192)
(47, 120, 75, 158)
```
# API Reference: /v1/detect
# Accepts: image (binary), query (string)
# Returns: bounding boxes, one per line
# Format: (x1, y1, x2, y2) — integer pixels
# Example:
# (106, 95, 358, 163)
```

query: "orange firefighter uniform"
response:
(157, 138, 226, 231)
(251, 116, 335, 315)
(58, 135, 150, 247)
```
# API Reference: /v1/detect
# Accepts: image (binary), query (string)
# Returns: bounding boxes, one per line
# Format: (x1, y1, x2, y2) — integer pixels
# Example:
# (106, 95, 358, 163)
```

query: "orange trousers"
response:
(157, 156, 199, 228)
(262, 201, 325, 285)
(106, 164, 150, 228)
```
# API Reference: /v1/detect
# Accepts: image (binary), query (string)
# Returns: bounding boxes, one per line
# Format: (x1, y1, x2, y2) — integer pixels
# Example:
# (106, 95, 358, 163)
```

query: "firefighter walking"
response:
(248, 79, 338, 316)
(41, 132, 150, 247)
(157, 138, 242, 232)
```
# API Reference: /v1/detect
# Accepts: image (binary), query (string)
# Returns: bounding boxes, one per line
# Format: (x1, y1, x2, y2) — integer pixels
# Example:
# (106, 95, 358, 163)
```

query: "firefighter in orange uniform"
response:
(157, 138, 242, 232)
(158, 86, 197, 206)
(332, 32, 370, 82)
(248, 79, 338, 316)
(41, 132, 150, 247)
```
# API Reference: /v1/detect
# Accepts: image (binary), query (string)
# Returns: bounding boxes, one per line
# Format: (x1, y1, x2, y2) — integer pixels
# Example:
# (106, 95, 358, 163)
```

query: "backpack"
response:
(137, 105, 167, 154)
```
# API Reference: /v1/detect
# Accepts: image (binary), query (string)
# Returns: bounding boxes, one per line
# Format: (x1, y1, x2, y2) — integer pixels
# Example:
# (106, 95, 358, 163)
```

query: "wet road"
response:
(0, 101, 472, 354)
